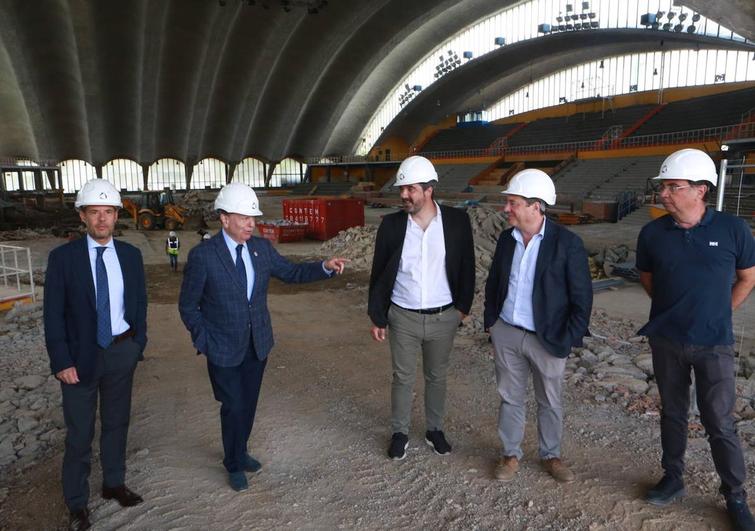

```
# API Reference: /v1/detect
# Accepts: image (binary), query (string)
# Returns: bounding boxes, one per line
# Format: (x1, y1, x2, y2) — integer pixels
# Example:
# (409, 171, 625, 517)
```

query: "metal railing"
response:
(0, 244, 36, 306)
(304, 122, 755, 165)
(616, 190, 641, 221)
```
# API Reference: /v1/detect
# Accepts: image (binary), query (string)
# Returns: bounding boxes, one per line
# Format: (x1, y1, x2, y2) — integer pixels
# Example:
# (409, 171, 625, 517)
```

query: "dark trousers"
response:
(61, 338, 140, 511)
(168, 254, 178, 271)
(650, 336, 746, 499)
(207, 349, 267, 473)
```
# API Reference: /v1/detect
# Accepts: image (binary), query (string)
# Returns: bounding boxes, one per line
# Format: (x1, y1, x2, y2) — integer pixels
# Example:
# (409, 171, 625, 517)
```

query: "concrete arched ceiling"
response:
(0, 0, 753, 165)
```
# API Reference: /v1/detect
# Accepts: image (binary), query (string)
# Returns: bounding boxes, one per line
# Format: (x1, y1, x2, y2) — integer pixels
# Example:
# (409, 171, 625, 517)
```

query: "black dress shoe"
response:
(645, 475, 686, 506)
(69, 508, 91, 531)
(102, 484, 144, 507)
(727, 497, 755, 531)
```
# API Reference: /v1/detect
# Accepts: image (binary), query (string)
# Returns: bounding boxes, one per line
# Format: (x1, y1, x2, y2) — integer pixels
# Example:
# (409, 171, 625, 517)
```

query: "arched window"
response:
(191, 157, 227, 189)
(270, 158, 305, 187)
(232, 157, 267, 188)
(59, 159, 97, 193)
(149, 158, 186, 190)
(102, 158, 143, 191)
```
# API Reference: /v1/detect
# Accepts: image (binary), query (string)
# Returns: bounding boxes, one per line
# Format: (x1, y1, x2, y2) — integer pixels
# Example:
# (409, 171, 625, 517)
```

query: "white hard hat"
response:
(74, 179, 122, 209)
(654, 148, 718, 185)
(202, 233, 211, 240)
(214, 183, 263, 216)
(393, 156, 438, 186)
(501, 169, 557, 206)
(169, 231, 176, 237)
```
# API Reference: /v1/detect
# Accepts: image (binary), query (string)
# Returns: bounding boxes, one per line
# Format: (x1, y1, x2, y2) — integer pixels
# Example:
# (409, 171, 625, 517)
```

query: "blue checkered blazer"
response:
(179, 232, 331, 367)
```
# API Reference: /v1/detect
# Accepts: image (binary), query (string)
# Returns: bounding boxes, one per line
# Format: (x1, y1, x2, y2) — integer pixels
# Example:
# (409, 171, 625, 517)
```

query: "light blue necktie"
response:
(96, 247, 112, 348)
(236, 244, 248, 301)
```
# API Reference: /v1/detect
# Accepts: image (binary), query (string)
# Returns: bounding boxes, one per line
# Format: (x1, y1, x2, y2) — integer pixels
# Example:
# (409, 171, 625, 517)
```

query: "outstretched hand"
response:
(324, 257, 349, 275)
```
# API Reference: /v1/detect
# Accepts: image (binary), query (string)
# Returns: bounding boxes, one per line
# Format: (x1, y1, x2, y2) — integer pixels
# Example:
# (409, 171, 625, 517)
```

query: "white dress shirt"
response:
(222, 230, 255, 300)
(391, 202, 453, 309)
(500, 218, 547, 332)
(86, 235, 130, 335)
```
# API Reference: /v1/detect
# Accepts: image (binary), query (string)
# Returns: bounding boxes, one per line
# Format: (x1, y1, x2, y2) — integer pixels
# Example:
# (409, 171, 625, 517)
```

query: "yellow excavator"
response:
(122, 190, 190, 230)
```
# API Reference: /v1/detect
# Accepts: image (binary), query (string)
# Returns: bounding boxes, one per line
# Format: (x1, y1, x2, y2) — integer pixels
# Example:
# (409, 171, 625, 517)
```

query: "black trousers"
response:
(207, 348, 267, 473)
(650, 336, 746, 499)
(61, 338, 140, 511)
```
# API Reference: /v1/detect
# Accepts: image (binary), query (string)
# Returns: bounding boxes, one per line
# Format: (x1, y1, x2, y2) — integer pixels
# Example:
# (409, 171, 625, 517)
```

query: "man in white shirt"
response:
(484, 169, 592, 483)
(368, 156, 475, 460)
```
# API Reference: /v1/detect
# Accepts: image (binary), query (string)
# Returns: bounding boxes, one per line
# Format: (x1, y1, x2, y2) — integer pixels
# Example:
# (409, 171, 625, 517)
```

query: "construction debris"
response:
(177, 191, 218, 223)
(0, 303, 65, 472)
(318, 225, 378, 271)
(0, 228, 53, 241)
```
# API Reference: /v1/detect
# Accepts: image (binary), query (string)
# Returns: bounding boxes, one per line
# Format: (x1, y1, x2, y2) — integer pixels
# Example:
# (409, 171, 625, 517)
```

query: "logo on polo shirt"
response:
(709, 241, 718, 246)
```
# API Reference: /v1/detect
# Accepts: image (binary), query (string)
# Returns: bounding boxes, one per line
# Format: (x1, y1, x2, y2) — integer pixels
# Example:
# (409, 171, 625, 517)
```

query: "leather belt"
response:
(395, 302, 454, 315)
(112, 328, 135, 344)
(505, 321, 535, 334)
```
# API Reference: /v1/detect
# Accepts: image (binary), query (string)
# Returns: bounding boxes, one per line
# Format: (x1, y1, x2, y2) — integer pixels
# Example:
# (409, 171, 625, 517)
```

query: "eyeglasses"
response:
(654, 183, 692, 194)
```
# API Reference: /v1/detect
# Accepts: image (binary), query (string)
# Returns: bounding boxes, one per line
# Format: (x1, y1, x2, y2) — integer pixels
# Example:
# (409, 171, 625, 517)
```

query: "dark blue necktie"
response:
(96, 246, 112, 348)
(236, 244, 248, 300)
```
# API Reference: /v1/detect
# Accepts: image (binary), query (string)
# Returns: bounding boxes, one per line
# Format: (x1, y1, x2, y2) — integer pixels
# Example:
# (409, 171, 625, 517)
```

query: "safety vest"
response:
(167, 237, 179, 255)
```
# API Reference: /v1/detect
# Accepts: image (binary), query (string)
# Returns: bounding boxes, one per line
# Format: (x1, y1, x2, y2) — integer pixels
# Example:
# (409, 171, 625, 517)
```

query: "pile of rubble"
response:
(177, 191, 218, 223)
(0, 228, 53, 242)
(318, 225, 378, 271)
(458, 207, 508, 336)
(593, 244, 639, 281)
(0, 303, 65, 473)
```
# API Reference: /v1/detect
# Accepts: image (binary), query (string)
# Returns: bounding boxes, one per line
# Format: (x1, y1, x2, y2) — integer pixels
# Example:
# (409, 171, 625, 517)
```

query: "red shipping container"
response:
(282, 198, 365, 240)
(256, 222, 308, 243)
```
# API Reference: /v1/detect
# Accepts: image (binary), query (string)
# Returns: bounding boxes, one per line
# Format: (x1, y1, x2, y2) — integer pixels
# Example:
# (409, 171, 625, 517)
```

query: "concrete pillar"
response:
(141, 163, 150, 190)
(226, 161, 237, 184)
(185, 158, 195, 190)
(265, 162, 277, 188)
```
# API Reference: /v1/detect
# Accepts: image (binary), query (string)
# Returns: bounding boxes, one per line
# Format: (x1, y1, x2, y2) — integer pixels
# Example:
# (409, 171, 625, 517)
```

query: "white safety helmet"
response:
(214, 182, 263, 216)
(654, 148, 718, 185)
(169, 231, 176, 237)
(393, 156, 438, 186)
(74, 179, 122, 209)
(202, 233, 211, 240)
(501, 168, 557, 206)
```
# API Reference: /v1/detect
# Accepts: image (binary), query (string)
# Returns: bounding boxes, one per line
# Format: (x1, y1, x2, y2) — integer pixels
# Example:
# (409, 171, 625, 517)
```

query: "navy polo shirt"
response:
(636, 208, 755, 346)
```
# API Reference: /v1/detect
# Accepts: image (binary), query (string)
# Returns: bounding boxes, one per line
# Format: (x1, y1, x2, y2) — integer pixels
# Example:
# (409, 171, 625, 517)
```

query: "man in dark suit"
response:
(44, 179, 147, 531)
(179, 182, 346, 492)
(484, 169, 592, 484)
(368, 156, 475, 460)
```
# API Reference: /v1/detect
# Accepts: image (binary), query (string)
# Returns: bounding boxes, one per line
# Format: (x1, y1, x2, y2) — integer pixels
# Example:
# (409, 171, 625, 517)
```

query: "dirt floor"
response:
(0, 221, 753, 530)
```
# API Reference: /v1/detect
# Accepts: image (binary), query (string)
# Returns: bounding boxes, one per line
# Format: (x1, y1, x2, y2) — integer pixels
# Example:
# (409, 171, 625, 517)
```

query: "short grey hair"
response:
(525, 197, 546, 213)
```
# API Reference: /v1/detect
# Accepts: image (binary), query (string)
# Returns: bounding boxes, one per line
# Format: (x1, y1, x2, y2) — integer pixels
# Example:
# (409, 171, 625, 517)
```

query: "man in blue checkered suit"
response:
(179, 183, 347, 492)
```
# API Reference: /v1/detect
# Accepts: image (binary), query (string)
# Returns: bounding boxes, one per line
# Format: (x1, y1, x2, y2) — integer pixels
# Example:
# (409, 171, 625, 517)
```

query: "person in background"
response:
(636, 148, 755, 530)
(166, 231, 180, 272)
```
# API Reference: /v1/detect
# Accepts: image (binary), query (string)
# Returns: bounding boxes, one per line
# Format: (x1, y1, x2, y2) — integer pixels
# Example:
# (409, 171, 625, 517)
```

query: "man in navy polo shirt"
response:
(636, 148, 755, 530)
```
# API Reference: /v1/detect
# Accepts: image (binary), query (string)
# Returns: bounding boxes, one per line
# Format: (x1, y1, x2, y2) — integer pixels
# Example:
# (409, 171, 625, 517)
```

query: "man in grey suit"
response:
(484, 169, 592, 484)
(179, 182, 346, 492)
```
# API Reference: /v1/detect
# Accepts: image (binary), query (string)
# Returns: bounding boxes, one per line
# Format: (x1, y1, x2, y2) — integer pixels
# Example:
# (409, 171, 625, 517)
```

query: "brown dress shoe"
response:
(69, 508, 91, 531)
(102, 484, 144, 507)
(494, 456, 519, 481)
(541, 457, 575, 483)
